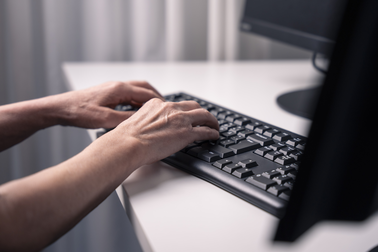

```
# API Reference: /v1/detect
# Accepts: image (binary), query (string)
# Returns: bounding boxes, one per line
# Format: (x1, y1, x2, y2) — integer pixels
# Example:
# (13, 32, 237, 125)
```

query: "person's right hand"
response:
(102, 98, 219, 169)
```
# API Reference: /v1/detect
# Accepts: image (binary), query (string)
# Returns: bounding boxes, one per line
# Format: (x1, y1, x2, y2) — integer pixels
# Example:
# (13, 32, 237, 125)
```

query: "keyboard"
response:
(105, 92, 306, 218)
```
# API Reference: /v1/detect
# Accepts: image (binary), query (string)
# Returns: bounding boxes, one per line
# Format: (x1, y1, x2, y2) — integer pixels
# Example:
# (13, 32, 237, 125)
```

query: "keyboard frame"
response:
(162, 92, 306, 218)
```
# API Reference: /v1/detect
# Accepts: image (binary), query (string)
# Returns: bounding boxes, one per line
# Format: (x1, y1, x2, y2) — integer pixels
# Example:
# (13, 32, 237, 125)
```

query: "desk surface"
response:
(63, 61, 378, 252)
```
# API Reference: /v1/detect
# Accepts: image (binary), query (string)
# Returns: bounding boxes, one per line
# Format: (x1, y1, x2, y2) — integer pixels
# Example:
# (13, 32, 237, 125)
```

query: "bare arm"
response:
(0, 80, 164, 151)
(0, 86, 219, 251)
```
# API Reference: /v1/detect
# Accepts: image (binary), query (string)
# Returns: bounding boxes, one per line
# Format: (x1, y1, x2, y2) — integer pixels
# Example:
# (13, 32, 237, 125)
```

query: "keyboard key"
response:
(273, 132, 292, 142)
(297, 142, 306, 150)
(279, 146, 296, 155)
(246, 174, 277, 190)
(218, 111, 233, 120)
(245, 122, 262, 131)
(283, 181, 295, 190)
(223, 163, 242, 173)
(279, 190, 292, 201)
(237, 159, 258, 168)
(263, 129, 281, 138)
(232, 167, 254, 178)
(202, 104, 215, 111)
(226, 114, 243, 122)
(202, 143, 235, 158)
(208, 138, 223, 145)
(237, 129, 254, 138)
(291, 163, 300, 170)
(234, 117, 252, 126)
(229, 140, 261, 154)
(255, 146, 272, 156)
(220, 139, 235, 148)
(275, 155, 296, 165)
(194, 140, 208, 145)
(273, 175, 293, 185)
(222, 122, 237, 129)
(276, 165, 296, 175)
(222, 131, 237, 138)
(267, 185, 289, 196)
(286, 137, 305, 147)
(264, 151, 284, 161)
(229, 126, 245, 133)
(217, 119, 227, 126)
(247, 133, 275, 146)
(198, 151, 221, 162)
(211, 108, 225, 116)
(287, 171, 297, 179)
(187, 147, 206, 157)
(219, 127, 228, 134)
(262, 169, 281, 179)
(269, 142, 286, 151)
(290, 150, 304, 161)
(181, 143, 198, 153)
(115, 104, 135, 111)
(230, 135, 245, 143)
(254, 125, 271, 134)
(213, 159, 233, 169)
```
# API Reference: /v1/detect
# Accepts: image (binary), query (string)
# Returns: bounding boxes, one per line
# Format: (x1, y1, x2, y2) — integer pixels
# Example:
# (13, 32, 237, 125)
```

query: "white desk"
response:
(63, 61, 378, 252)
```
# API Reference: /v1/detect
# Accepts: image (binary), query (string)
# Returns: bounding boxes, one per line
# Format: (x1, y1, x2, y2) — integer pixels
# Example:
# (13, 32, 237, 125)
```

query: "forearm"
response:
(0, 96, 65, 151)
(0, 81, 165, 152)
(0, 131, 141, 251)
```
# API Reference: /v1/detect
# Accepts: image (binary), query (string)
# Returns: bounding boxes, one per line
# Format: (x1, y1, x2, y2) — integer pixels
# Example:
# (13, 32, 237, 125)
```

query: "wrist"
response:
(31, 95, 68, 128)
(86, 129, 146, 179)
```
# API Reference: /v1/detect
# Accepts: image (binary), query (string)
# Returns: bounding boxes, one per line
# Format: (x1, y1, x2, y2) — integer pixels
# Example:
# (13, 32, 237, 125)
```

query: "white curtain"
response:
(0, 0, 310, 251)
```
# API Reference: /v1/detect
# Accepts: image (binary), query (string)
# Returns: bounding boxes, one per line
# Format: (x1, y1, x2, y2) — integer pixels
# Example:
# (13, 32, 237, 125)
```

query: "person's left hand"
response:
(55, 81, 164, 129)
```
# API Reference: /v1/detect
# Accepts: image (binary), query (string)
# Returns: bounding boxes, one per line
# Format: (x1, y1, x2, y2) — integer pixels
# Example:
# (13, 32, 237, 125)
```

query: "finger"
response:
(191, 126, 220, 141)
(128, 81, 165, 100)
(171, 100, 202, 111)
(185, 108, 219, 131)
(128, 85, 164, 105)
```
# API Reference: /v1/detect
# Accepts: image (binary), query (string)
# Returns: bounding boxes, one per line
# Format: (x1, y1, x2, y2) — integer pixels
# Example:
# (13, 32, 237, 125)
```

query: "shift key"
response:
(229, 140, 260, 154)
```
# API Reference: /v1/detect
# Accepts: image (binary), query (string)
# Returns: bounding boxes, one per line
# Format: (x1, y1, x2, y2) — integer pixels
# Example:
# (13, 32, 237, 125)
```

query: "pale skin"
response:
(0, 81, 219, 252)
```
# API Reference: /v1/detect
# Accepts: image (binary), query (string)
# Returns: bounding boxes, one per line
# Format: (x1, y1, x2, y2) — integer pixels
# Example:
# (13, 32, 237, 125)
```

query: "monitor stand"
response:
(276, 86, 321, 120)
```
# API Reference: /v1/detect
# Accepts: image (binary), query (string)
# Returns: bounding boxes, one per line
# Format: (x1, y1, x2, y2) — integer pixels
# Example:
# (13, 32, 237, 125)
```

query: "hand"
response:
(57, 81, 164, 129)
(106, 98, 219, 167)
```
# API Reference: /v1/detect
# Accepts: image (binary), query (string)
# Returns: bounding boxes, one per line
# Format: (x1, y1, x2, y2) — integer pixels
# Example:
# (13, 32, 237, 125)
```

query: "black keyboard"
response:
(106, 92, 306, 218)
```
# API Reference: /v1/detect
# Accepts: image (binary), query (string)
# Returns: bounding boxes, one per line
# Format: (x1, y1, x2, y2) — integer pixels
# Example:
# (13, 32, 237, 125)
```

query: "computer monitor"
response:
(255, 0, 377, 242)
(240, 0, 346, 119)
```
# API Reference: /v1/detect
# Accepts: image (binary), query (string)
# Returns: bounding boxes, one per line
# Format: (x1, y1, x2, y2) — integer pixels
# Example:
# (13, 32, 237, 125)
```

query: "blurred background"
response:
(0, 0, 310, 251)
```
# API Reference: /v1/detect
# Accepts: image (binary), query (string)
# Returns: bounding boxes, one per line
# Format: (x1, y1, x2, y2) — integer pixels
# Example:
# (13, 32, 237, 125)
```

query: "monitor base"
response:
(276, 86, 321, 120)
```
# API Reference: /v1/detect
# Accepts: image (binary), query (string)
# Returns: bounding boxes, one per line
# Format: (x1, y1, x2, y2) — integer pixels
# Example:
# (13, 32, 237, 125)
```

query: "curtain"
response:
(0, 0, 310, 251)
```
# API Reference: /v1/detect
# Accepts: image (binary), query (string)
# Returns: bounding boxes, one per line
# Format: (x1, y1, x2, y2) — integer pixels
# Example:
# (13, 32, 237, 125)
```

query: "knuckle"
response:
(110, 81, 125, 91)
(132, 80, 150, 87)
(164, 101, 176, 109)
(189, 100, 201, 108)
(148, 97, 162, 105)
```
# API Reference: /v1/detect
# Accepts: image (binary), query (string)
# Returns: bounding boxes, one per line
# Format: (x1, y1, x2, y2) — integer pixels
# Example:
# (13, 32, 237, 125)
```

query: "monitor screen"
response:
(240, 0, 346, 55)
